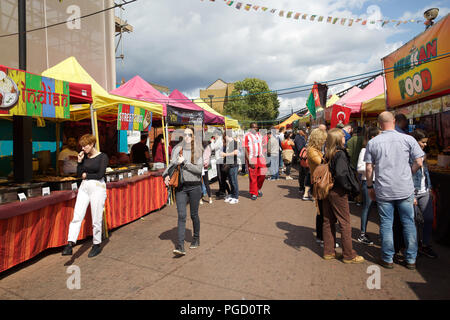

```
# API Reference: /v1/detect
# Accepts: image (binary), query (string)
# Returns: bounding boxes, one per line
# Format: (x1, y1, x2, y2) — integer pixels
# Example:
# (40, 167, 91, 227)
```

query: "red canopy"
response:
(69, 82, 92, 104)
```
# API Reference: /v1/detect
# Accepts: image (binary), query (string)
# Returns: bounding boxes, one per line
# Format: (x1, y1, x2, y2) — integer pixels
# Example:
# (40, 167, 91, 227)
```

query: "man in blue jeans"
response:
(364, 111, 424, 270)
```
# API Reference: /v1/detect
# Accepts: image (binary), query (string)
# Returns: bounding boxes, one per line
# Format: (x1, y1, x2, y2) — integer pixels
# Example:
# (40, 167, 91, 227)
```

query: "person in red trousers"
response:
(244, 122, 266, 200)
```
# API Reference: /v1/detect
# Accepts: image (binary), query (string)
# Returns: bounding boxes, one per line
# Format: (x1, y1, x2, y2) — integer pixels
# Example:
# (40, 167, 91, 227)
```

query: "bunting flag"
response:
(306, 90, 316, 120)
(210, 1, 425, 28)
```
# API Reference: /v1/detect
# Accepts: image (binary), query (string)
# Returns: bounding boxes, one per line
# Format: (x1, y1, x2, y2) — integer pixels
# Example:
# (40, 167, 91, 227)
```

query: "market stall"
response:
(0, 58, 169, 273)
(382, 13, 450, 246)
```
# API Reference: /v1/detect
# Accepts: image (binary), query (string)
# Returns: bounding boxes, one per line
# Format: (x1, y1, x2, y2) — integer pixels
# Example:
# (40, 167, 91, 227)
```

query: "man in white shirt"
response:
(58, 137, 79, 176)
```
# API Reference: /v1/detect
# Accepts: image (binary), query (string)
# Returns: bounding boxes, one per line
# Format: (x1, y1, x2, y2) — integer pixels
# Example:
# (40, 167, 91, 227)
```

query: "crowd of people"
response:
(60, 112, 439, 268)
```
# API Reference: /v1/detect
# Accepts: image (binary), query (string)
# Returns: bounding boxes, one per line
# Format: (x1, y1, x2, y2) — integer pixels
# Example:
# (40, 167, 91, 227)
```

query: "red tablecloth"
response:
(0, 173, 167, 273)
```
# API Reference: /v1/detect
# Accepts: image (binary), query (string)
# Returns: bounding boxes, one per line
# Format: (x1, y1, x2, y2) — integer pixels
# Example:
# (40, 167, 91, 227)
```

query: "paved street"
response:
(1, 168, 449, 300)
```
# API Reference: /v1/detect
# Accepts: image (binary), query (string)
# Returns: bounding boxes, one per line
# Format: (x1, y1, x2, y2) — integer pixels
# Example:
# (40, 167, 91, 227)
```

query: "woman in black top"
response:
(62, 134, 109, 258)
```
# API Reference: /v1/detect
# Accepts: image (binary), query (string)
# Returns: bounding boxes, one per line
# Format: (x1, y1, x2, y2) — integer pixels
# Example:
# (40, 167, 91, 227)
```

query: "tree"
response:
(224, 78, 279, 126)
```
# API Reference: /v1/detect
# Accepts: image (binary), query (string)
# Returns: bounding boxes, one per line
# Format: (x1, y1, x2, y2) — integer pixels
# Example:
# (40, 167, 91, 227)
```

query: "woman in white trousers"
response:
(62, 134, 109, 258)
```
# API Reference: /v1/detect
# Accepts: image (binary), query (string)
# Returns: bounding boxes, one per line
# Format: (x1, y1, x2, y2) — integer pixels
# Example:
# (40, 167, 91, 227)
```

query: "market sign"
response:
(166, 105, 204, 126)
(117, 104, 152, 131)
(0, 65, 70, 119)
(382, 14, 450, 108)
(395, 94, 450, 119)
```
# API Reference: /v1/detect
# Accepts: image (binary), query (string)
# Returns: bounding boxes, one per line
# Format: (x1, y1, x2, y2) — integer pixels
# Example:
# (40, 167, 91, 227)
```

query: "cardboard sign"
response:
(42, 187, 50, 196)
(18, 193, 27, 202)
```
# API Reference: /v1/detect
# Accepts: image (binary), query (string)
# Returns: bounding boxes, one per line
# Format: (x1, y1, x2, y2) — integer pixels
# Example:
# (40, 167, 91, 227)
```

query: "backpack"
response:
(311, 162, 334, 200)
(299, 147, 308, 168)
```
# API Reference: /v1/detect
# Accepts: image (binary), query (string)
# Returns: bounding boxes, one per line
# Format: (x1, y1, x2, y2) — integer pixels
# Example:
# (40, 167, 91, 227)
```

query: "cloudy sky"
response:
(115, 0, 449, 118)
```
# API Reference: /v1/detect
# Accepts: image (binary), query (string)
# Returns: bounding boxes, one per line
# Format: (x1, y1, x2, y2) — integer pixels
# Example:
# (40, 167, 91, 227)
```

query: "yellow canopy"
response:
(361, 93, 386, 113)
(326, 94, 340, 108)
(41, 57, 164, 120)
(193, 98, 240, 129)
(275, 113, 301, 128)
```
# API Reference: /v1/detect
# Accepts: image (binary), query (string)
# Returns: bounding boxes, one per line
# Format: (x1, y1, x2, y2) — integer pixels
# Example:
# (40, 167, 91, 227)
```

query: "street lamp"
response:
(424, 8, 439, 30)
(208, 94, 214, 108)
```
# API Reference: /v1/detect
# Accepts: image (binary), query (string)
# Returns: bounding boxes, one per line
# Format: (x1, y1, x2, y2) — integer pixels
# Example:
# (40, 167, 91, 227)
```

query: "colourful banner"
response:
(382, 14, 450, 108)
(0, 65, 70, 119)
(214, 0, 428, 28)
(117, 104, 152, 132)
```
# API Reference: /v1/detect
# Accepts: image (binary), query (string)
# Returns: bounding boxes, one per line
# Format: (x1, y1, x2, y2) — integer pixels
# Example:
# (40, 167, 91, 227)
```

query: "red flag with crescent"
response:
(330, 104, 352, 128)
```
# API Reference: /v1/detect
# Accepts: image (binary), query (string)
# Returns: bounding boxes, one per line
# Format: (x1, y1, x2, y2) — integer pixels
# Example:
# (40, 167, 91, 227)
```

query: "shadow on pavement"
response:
(277, 185, 301, 199)
(275, 221, 322, 258)
(159, 227, 193, 247)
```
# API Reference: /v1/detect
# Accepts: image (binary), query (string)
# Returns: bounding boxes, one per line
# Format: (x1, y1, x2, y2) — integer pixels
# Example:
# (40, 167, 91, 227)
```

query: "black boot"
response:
(62, 242, 74, 256)
(173, 243, 186, 255)
(88, 244, 102, 258)
(190, 238, 200, 249)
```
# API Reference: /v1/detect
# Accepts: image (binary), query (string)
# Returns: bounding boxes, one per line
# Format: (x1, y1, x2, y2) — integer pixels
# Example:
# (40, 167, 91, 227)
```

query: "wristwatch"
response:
(367, 185, 374, 189)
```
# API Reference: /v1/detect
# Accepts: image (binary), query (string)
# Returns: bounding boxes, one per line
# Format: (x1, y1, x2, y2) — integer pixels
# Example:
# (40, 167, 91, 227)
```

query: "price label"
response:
(71, 183, 78, 191)
(138, 169, 143, 176)
(42, 187, 51, 196)
(143, 167, 148, 173)
(127, 172, 132, 178)
(106, 175, 111, 183)
(18, 193, 27, 202)
(118, 174, 124, 181)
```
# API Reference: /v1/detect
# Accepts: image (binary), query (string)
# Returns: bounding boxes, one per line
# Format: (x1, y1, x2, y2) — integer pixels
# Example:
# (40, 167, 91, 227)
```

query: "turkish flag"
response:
(330, 104, 352, 128)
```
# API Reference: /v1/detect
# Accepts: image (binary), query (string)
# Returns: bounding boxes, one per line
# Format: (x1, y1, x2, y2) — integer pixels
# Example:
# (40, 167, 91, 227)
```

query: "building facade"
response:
(200, 79, 235, 113)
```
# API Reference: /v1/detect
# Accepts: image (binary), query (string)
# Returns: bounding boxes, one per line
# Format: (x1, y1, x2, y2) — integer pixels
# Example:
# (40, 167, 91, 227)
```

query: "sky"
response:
(115, 0, 449, 118)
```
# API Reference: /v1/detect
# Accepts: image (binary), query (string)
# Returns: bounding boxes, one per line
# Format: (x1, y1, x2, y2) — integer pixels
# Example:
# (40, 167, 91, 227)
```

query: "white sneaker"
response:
(199, 199, 204, 205)
(229, 198, 239, 204)
(209, 199, 213, 204)
(224, 196, 232, 203)
(286, 176, 293, 180)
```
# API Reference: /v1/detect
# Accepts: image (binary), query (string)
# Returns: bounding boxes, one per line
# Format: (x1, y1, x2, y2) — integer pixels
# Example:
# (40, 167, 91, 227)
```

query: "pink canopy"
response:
(169, 89, 224, 125)
(325, 86, 362, 120)
(109, 75, 200, 117)
(343, 75, 385, 113)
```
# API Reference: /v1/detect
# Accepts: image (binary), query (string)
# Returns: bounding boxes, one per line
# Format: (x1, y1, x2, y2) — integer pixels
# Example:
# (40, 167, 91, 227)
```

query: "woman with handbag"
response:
(322, 128, 364, 263)
(281, 132, 295, 180)
(163, 127, 203, 256)
(307, 128, 328, 247)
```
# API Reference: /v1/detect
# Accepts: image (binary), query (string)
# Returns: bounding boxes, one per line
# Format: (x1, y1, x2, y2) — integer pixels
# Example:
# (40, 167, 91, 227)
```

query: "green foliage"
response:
(224, 78, 280, 124)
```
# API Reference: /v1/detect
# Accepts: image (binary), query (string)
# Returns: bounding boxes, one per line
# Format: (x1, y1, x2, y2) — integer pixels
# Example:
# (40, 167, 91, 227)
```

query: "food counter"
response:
(0, 168, 167, 273)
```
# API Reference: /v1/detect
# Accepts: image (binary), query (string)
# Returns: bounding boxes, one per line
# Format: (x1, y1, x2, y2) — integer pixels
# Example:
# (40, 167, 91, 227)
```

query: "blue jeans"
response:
(228, 166, 239, 199)
(416, 191, 433, 246)
(360, 180, 374, 234)
(270, 154, 279, 179)
(376, 194, 417, 264)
